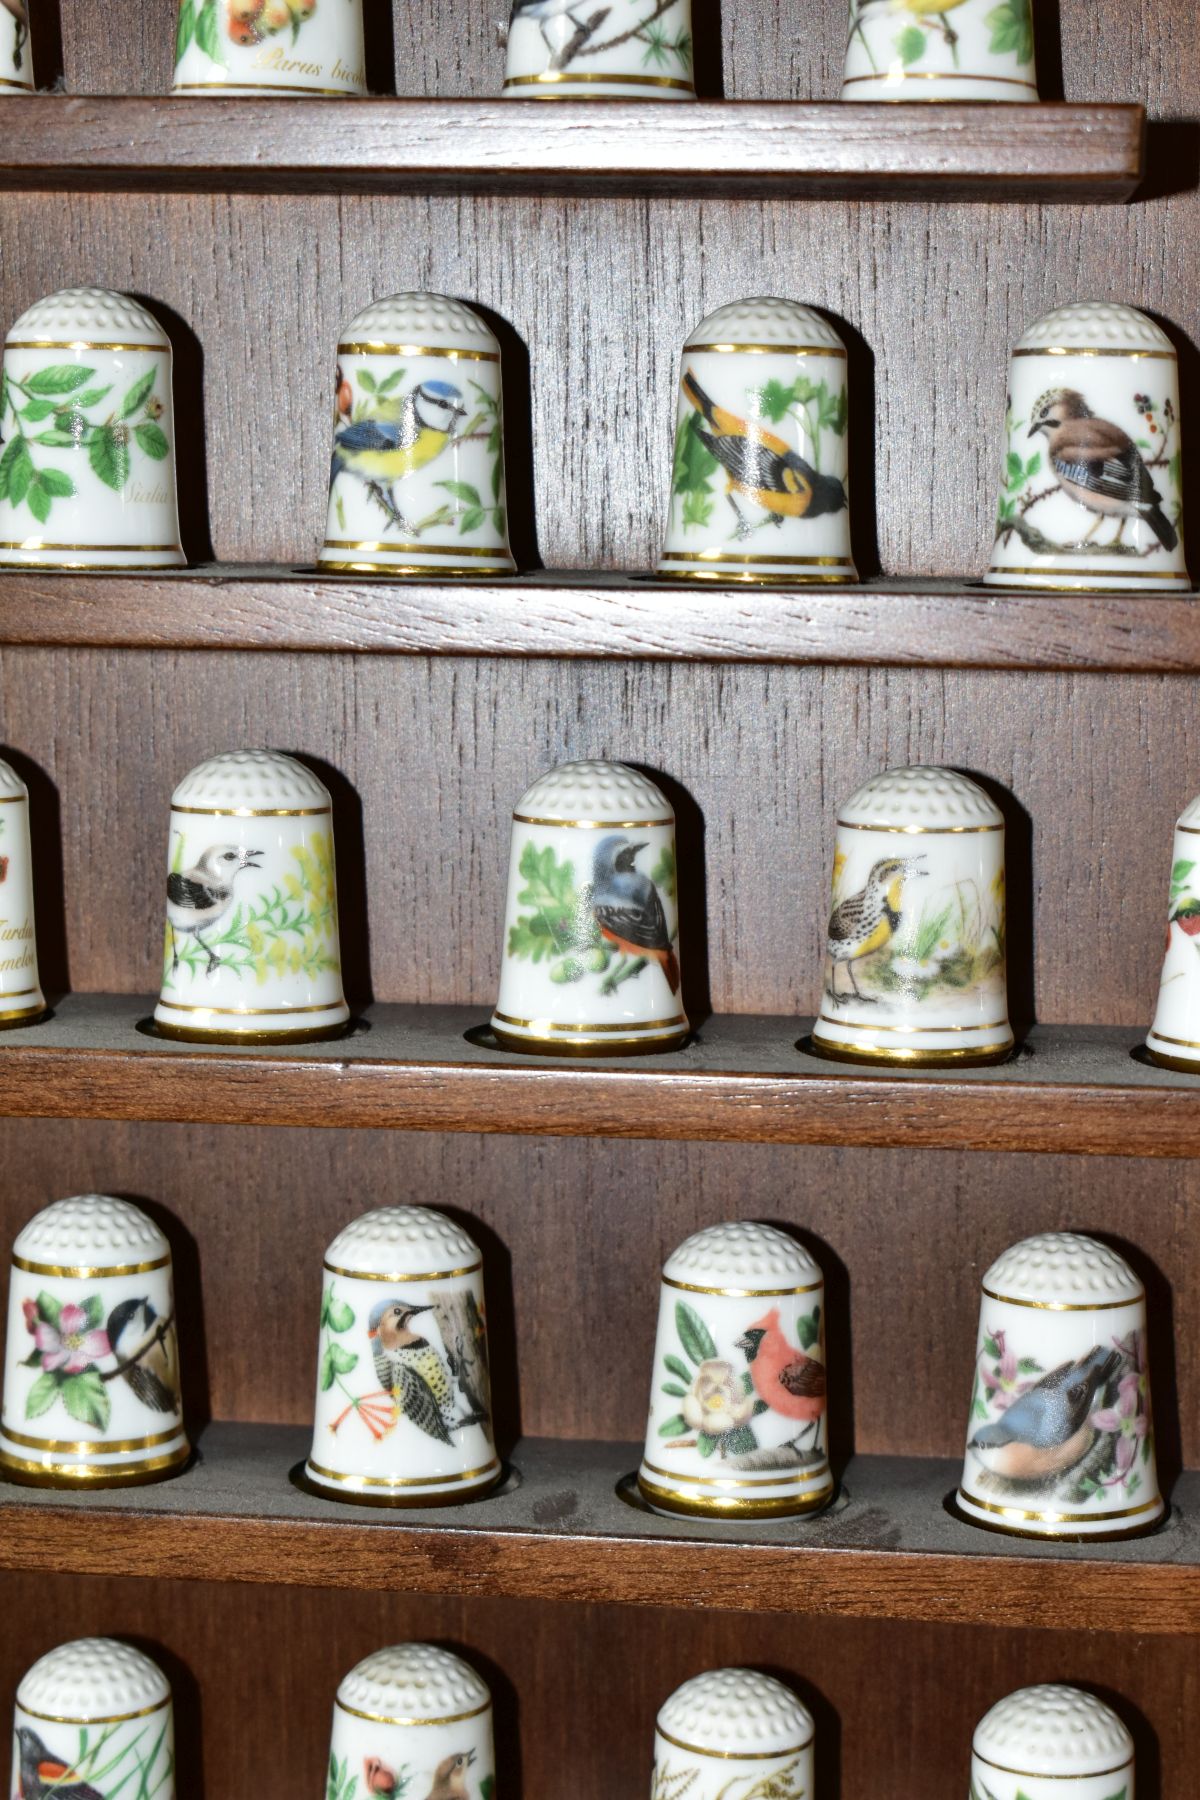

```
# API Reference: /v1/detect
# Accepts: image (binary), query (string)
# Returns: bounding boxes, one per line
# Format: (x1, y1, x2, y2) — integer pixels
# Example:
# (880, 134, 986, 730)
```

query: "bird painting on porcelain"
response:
(2, 0, 28, 81)
(318, 1281, 492, 1451)
(161, 827, 339, 991)
(505, 0, 692, 85)
(0, 360, 170, 531)
(15, 1720, 174, 1800)
(505, 836, 680, 998)
(843, 0, 1034, 95)
(333, 1751, 493, 1800)
(17, 1288, 180, 1435)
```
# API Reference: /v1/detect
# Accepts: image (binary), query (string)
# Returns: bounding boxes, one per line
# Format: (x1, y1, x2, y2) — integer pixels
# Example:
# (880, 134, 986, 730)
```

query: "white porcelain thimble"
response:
(172, 0, 365, 95)
(12, 1640, 175, 1800)
(658, 298, 855, 586)
(959, 1232, 1163, 1540)
(328, 1646, 494, 1800)
(0, 288, 185, 571)
(811, 765, 1013, 1067)
(0, 1195, 188, 1489)
(0, 0, 32, 91)
(841, 0, 1038, 101)
(638, 1222, 832, 1520)
(318, 293, 516, 578)
(502, 0, 694, 98)
(0, 757, 45, 1029)
(153, 749, 349, 1044)
(970, 1685, 1135, 1800)
(305, 1205, 500, 1507)
(490, 759, 688, 1055)
(985, 303, 1188, 593)
(653, 1670, 814, 1799)
(1144, 788, 1200, 1072)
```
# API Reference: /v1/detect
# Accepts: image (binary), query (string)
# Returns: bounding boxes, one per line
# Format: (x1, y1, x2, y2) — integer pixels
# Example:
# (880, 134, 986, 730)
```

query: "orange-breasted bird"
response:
(591, 834, 680, 994)
(681, 368, 847, 541)
(424, 1750, 477, 1800)
(16, 1727, 105, 1800)
(1028, 388, 1179, 552)
(969, 1345, 1122, 1484)
(735, 1308, 827, 1443)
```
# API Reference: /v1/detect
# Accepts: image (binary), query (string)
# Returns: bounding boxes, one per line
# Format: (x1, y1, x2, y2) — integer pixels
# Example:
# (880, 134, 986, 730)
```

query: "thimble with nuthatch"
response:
(841, 0, 1038, 102)
(653, 1669, 815, 1799)
(0, 0, 33, 91)
(0, 757, 45, 1029)
(0, 288, 184, 571)
(328, 1646, 494, 1800)
(1145, 787, 1200, 1072)
(318, 292, 516, 578)
(305, 1205, 501, 1507)
(502, 0, 694, 99)
(172, 0, 365, 96)
(154, 749, 349, 1044)
(491, 758, 688, 1055)
(811, 765, 1013, 1068)
(970, 1685, 1135, 1800)
(986, 302, 1189, 593)
(959, 1231, 1163, 1540)
(658, 297, 856, 586)
(0, 1194, 188, 1488)
(12, 1640, 175, 1800)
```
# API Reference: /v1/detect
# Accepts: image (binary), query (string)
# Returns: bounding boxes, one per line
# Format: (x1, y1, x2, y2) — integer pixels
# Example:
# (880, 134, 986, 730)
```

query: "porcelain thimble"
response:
(986, 303, 1188, 593)
(502, 0, 694, 98)
(0, 288, 185, 571)
(12, 1640, 175, 1800)
(658, 298, 855, 586)
(811, 765, 1013, 1067)
(970, 1685, 1135, 1800)
(638, 1222, 832, 1520)
(172, 0, 365, 95)
(490, 759, 688, 1055)
(1145, 788, 1200, 1071)
(305, 1205, 501, 1507)
(318, 293, 516, 578)
(0, 0, 32, 91)
(959, 1232, 1163, 1540)
(153, 749, 349, 1044)
(653, 1670, 815, 1799)
(0, 1195, 188, 1489)
(0, 758, 45, 1028)
(328, 1646, 494, 1800)
(841, 0, 1038, 102)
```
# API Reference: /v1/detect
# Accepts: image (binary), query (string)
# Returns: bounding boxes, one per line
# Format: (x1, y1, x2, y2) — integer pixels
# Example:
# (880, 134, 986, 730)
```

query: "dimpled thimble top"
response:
(838, 765, 1002, 831)
(983, 1232, 1142, 1306)
(325, 1205, 481, 1278)
(1015, 301, 1173, 357)
(658, 1669, 814, 1757)
(7, 287, 168, 351)
(17, 1639, 170, 1721)
(664, 1221, 820, 1289)
(514, 759, 671, 824)
(337, 1646, 490, 1723)
(170, 750, 330, 813)
(684, 297, 843, 353)
(0, 756, 27, 800)
(973, 1685, 1133, 1778)
(13, 1194, 168, 1268)
(338, 293, 497, 355)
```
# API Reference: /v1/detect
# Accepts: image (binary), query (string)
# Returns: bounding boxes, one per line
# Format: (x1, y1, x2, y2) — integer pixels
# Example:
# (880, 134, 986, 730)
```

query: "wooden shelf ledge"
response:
(1, 997, 1197, 1154)
(1, 97, 1144, 201)
(0, 1424, 1193, 1632)
(0, 568, 1197, 669)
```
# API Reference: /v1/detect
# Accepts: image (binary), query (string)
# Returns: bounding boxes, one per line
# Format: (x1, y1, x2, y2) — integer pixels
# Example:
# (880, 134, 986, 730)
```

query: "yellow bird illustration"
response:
(331, 379, 467, 534)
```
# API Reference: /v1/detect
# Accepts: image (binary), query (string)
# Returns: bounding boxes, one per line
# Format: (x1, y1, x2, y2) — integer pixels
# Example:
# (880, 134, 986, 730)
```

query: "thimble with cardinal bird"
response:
(11, 1639, 175, 1800)
(970, 1684, 1135, 1800)
(172, 0, 365, 95)
(1144, 787, 1200, 1072)
(653, 1669, 815, 1799)
(328, 1646, 494, 1800)
(638, 1220, 833, 1520)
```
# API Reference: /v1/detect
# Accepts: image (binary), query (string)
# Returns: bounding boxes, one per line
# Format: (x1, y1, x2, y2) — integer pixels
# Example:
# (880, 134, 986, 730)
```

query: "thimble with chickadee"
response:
(1144, 787, 1200, 1072)
(502, 0, 694, 98)
(328, 1646, 494, 1800)
(153, 749, 349, 1044)
(0, 0, 33, 91)
(653, 1669, 815, 1799)
(970, 1684, 1135, 1800)
(490, 758, 688, 1055)
(959, 1232, 1163, 1540)
(811, 765, 1013, 1067)
(12, 1640, 175, 1800)
(172, 0, 365, 95)
(0, 757, 45, 1029)
(0, 1194, 187, 1489)
(841, 0, 1038, 103)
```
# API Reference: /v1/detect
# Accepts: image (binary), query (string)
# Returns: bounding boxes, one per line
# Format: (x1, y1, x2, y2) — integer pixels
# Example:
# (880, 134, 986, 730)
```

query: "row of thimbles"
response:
(2, 1640, 1142, 1800)
(2, 286, 1188, 597)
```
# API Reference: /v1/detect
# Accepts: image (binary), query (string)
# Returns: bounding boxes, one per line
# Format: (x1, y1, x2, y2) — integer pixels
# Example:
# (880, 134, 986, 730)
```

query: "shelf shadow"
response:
(1146, 308, 1198, 552)
(965, 768, 1035, 1042)
(1140, 120, 1200, 204)
(136, 296, 214, 566)
(824, 308, 879, 582)
(691, 0, 723, 98)
(442, 1203, 523, 1452)
(362, 0, 395, 95)
(469, 301, 542, 574)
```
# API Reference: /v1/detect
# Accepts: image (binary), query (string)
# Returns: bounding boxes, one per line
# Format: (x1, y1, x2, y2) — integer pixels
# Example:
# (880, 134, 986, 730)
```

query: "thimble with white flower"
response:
(328, 1646, 494, 1800)
(638, 1221, 833, 1520)
(0, 0, 33, 91)
(811, 765, 1013, 1067)
(12, 1640, 175, 1800)
(841, 0, 1038, 102)
(652, 1669, 814, 1800)
(172, 0, 365, 96)
(0, 1195, 188, 1489)
(1145, 787, 1200, 1071)
(305, 1205, 501, 1507)
(502, 0, 694, 99)
(0, 757, 45, 1029)
(959, 1232, 1163, 1540)
(153, 749, 349, 1044)
(969, 1685, 1135, 1800)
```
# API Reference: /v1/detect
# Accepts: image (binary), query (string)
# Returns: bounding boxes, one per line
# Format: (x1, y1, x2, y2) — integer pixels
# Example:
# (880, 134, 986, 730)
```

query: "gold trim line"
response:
(324, 1259, 482, 1283)
(0, 542, 183, 553)
(661, 550, 852, 566)
(309, 1456, 500, 1490)
(492, 1008, 686, 1033)
(1, 1421, 180, 1453)
(322, 538, 505, 556)
(958, 1486, 1162, 1525)
(156, 997, 345, 1017)
(836, 818, 1002, 834)
(0, 1444, 189, 1484)
(0, 800, 27, 807)
(979, 1281, 1141, 1311)
(171, 80, 359, 94)
(12, 1251, 169, 1278)
(637, 1470, 832, 1519)
(0, 560, 185, 572)
(511, 813, 671, 829)
(1146, 1029, 1200, 1048)
(642, 1457, 828, 1491)
(843, 70, 1037, 87)
(809, 1037, 1013, 1066)
(683, 343, 846, 359)
(974, 1751, 1133, 1781)
(1013, 346, 1176, 360)
(656, 1726, 814, 1762)
(816, 1014, 1009, 1034)
(17, 1697, 170, 1725)
(662, 1273, 822, 1298)
(987, 564, 1190, 581)
(0, 1001, 45, 1024)
(337, 342, 499, 362)
(503, 69, 693, 91)
(336, 1697, 491, 1726)
(5, 341, 168, 354)
(656, 568, 854, 586)
(0, 76, 33, 90)
(317, 561, 513, 577)
(170, 803, 330, 817)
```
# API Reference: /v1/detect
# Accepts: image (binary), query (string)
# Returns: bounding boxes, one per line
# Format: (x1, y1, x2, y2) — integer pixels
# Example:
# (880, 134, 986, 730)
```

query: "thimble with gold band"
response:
(653, 1669, 815, 1799)
(841, 0, 1038, 102)
(1145, 786, 1200, 1071)
(502, 0, 694, 98)
(970, 1684, 1135, 1800)
(172, 0, 365, 96)
(12, 1639, 175, 1800)
(328, 1646, 494, 1800)
(0, 757, 45, 1029)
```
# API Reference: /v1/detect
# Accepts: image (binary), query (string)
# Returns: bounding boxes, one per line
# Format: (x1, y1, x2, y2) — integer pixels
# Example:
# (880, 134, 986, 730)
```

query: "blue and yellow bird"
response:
(331, 379, 467, 533)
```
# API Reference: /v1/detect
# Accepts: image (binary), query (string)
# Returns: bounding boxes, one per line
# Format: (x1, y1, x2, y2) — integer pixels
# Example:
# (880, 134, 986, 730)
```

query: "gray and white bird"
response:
(166, 843, 262, 974)
(508, 0, 608, 61)
(105, 1297, 178, 1414)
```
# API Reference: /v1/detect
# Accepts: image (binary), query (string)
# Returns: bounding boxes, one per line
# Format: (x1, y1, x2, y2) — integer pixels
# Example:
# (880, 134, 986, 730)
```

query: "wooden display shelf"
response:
(0, 567, 1197, 668)
(2, 96, 1145, 201)
(0, 1423, 1191, 1632)
(2, 997, 1197, 1154)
